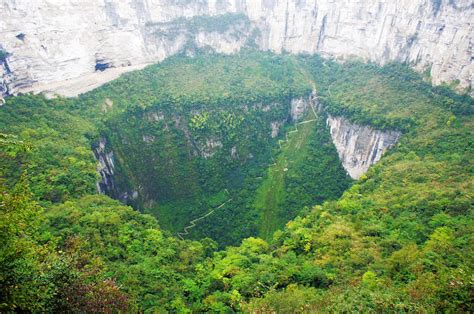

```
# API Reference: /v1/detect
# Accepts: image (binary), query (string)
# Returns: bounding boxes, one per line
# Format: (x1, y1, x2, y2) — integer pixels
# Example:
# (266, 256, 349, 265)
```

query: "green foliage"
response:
(42, 194, 208, 311)
(0, 52, 318, 247)
(0, 141, 129, 312)
(0, 52, 472, 311)
(0, 95, 98, 203)
(301, 55, 473, 131)
(81, 51, 310, 112)
(0, 175, 47, 311)
(75, 52, 324, 246)
(194, 55, 473, 311)
(361, 270, 378, 289)
(243, 285, 321, 313)
(255, 112, 351, 240)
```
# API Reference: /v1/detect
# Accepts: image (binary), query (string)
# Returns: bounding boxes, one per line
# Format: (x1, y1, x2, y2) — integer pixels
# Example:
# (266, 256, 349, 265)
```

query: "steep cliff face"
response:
(0, 63, 10, 101)
(0, 0, 472, 97)
(247, 0, 473, 92)
(0, 48, 11, 100)
(92, 137, 136, 202)
(0, 0, 253, 96)
(326, 115, 401, 179)
(290, 97, 310, 122)
(92, 139, 116, 193)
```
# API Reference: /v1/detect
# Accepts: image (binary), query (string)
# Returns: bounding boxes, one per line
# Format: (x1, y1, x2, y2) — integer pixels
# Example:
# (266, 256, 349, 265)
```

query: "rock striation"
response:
(92, 138, 117, 195)
(326, 115, 401, 179)
(0, 0, 472, 97)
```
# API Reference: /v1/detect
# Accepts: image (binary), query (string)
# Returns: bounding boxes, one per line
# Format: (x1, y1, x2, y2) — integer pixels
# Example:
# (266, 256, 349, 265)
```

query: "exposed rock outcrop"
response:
(271, 121, 283, 138)
(0, 0, 472, 97)
(200, 139, 224, 159)
(326, 115, 401, 179)
(248, 0, 473, 93)
(92, 138, 138, 203)
(290, 97, 309, 122)
(93, 137, 141, 202)
(0, 48, 12, 99)
(93, 138, 117, 195)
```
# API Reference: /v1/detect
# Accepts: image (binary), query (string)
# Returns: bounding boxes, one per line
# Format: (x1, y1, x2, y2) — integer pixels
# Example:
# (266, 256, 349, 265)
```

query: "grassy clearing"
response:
(255, 106, 318, 240)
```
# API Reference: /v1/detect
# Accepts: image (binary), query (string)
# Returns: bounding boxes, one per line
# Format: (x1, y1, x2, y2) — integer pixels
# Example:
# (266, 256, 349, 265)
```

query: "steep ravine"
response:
(93, 95, 400, 243)
(96, 96, 312, 197)
(92, 137, 132, 202)
(94, 109, 401, 201)
(0, 0, 472, 97)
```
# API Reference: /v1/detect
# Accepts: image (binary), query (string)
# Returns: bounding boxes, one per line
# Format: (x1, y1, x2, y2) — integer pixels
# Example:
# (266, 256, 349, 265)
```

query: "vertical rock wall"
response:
(0, 0, 472, 97)
(93, 138, 118, 195)
(326, 115, 401, 179)
(246, 0, 473, 92)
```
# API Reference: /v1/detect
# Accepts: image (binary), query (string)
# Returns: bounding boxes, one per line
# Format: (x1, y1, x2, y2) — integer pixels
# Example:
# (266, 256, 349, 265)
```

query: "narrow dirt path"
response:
(177, 58, 320, 241)
(177, 189, 233, 240)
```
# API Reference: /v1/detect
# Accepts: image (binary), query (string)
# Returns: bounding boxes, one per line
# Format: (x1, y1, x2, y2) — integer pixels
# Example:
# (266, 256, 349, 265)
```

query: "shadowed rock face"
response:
(326, 115, 401, 179)
(93, 138, 117, 195)
(0, 0, 472, 97)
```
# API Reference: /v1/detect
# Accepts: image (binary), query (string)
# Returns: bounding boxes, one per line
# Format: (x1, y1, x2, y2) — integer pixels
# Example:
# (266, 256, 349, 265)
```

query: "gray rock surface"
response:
(0, 0, 472, 97)
(326, 115, 401, 179)
(93, 138, 116, 195)
(290, 97, 309, 122)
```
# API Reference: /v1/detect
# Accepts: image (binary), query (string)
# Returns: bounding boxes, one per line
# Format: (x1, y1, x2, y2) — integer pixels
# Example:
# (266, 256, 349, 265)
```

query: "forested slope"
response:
(88, 53, 350, 244)
(0, 52, 472, 311)
(191, 57, 473, 312)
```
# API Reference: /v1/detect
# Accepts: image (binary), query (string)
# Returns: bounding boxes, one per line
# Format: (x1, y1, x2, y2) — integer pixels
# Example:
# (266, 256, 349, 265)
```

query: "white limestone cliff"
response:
(0, 0, 472, 97)
(326, 115, 401, 179)
(247, 0, 473, 92)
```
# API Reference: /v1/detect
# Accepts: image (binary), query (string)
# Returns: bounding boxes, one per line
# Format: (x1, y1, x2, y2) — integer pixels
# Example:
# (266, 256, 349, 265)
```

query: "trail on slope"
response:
(256, 93, 319, 239)
(177, 58, 320, 241)
(177, 189, 233, 240)
(256, 57, 321, 239)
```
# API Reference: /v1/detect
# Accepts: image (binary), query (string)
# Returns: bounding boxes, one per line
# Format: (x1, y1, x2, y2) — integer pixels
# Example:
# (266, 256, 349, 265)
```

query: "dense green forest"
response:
(50, 52, 347, 246)
(0, 52, 472, 311)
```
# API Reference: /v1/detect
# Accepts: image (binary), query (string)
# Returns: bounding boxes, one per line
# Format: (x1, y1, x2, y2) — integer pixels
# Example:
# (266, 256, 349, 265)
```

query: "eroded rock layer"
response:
(0, 0, 472, 97)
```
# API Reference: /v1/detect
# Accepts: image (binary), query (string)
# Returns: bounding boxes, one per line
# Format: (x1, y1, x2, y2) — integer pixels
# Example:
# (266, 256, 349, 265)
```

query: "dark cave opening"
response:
(16, 33, 26, 41)
(95, 61, 111, 72)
